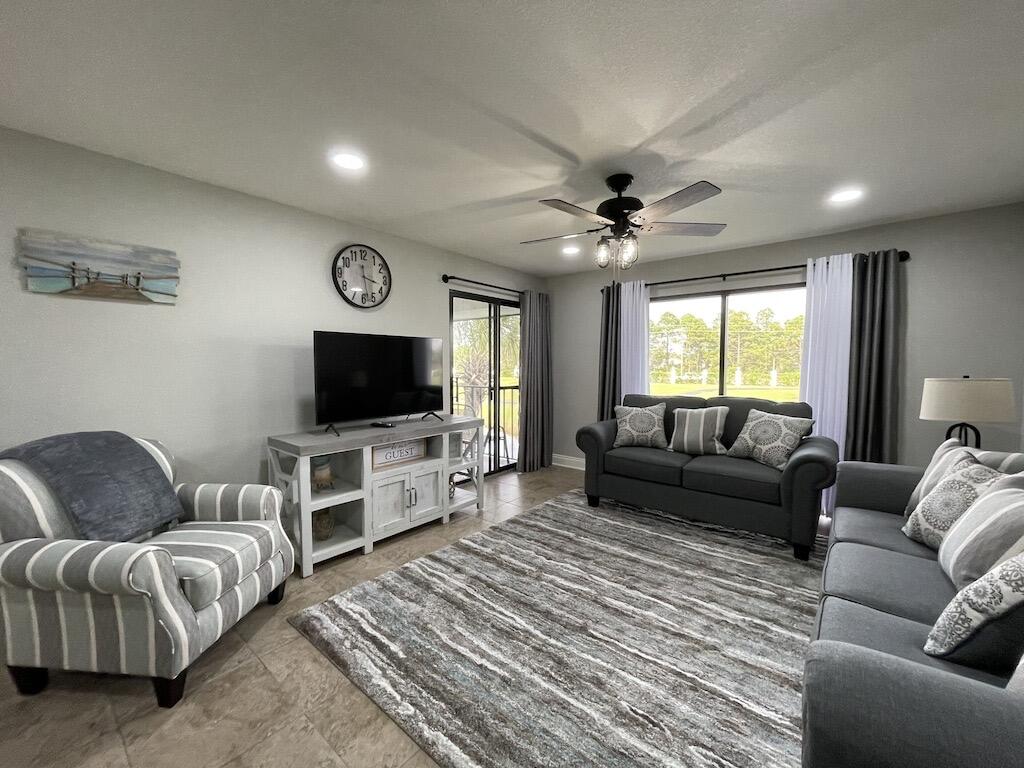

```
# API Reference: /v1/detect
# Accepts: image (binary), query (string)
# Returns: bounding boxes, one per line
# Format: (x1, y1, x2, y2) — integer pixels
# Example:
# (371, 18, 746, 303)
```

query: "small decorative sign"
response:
(372, 438, 426, 469)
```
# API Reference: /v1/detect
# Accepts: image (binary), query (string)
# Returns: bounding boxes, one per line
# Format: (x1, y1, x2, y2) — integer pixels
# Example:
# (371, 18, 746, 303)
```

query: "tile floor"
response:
(0, 466, 584, 768)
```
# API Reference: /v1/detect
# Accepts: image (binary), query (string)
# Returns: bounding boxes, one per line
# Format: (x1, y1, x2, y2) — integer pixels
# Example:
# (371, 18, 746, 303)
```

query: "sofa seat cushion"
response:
(604, 447, 691, 486)
(149, 520, 280, 611)
(831, 506, 937, 560)
(814, 596, 1008, 685)
(823, 542, 955, 625)
(682, 455, 781, 504)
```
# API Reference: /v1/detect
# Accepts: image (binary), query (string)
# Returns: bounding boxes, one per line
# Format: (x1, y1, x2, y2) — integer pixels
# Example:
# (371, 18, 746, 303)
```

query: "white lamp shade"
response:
(920, 378, 1017, 424)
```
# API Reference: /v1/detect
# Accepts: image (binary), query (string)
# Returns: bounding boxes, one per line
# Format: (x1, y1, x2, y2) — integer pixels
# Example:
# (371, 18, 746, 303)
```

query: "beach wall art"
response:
(16, 228, 180, 304)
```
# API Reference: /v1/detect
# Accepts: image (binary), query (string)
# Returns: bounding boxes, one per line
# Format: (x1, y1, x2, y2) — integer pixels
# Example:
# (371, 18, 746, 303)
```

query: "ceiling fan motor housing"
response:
(596, 196, 643, 237)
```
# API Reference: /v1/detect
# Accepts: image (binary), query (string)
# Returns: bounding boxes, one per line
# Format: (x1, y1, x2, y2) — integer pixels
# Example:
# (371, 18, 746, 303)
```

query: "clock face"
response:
(331, 244, 391, 308)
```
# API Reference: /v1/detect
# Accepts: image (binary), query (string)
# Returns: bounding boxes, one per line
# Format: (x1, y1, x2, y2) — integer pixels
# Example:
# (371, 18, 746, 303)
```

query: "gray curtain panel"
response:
(598, 282, 621, 421)
(846, 249, 901, 462)
(517, 290, 553, 472)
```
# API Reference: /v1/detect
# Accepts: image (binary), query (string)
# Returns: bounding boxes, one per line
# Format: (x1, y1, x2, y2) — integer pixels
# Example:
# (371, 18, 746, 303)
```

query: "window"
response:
(649, 286, 806, 401)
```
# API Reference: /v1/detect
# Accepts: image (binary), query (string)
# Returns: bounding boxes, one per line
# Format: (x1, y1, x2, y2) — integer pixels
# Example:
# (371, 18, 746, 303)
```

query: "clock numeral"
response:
(370, 293, 377, 303)
(341, 279, 348, 291)
(343, 256, 351, 268)
(361, 293, 367, 304)
(377, 263, 384, 274)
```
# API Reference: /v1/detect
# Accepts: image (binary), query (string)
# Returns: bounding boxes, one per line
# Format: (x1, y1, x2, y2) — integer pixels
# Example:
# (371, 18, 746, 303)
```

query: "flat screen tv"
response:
(313, 331, 443, 426)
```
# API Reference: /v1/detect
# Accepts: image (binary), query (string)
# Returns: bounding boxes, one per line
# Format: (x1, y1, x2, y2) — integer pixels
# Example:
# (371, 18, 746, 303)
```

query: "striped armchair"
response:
(0, 438, 294, 707)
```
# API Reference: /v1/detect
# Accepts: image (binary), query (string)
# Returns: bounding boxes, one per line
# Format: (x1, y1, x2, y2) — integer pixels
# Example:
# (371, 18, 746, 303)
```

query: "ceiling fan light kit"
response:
(523, 174, 726, 272)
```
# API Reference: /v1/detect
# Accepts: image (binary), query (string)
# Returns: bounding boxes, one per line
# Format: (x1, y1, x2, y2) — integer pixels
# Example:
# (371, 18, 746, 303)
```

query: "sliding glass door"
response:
(649, 285, 806, 401)
(450, 292, 521, 473)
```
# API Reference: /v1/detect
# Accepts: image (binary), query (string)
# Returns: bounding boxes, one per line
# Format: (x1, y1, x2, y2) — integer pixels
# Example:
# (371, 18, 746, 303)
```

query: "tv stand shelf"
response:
(267, 415, 485, 577)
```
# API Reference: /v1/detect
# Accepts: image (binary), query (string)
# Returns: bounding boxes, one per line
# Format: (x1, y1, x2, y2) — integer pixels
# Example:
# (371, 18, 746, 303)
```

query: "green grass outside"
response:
(649, 382, 800, 402)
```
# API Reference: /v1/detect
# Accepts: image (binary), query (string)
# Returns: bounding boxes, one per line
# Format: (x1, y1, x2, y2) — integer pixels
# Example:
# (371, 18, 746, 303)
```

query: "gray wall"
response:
(547, 202, 1024, 466)
(0, 127, 542, 481)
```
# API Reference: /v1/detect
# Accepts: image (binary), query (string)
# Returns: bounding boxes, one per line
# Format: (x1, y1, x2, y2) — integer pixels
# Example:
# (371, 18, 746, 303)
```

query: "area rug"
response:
(290, 490, 823, 768)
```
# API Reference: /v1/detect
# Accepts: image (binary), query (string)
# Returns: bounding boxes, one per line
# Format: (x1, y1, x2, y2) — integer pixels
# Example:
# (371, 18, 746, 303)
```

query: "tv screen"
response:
(313, 331, 443, 425)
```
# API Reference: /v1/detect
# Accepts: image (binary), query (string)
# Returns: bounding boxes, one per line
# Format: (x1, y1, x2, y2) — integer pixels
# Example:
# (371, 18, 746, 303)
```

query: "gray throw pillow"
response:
(669, 407, 728, 456)
(902, 456, 1004, 550)
(726, 409, 814, 470)
(938, 473, 1024, 588)
(613, 403, 668, 449)
(924, 552, 1024, 673)
(904, 439, 973, 517)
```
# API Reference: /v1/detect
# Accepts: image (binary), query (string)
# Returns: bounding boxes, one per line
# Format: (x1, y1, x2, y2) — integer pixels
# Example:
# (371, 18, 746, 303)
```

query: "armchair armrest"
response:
(834, 461, 923, 515)
(576, 419, 618, 494)
(803, 641, 1024, 768)
(175, 482, 284, 523)
(0, 538, 176, 596)
(781, 436, 838, 545)
(0, 537, 201, 679)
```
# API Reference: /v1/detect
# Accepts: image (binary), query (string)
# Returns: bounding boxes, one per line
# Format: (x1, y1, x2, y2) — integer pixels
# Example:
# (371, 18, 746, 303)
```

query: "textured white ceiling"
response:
(2, 1, 1022, 275)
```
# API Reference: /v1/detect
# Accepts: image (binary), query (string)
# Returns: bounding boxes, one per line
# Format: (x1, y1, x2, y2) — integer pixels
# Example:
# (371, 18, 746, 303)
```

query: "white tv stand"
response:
(267, 415, 485, 577)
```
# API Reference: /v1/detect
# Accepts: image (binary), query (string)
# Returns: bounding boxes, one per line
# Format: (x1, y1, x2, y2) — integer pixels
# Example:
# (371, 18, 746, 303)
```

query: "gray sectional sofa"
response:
(803, 459, 1024, 768)
(576, 395, 838, 559)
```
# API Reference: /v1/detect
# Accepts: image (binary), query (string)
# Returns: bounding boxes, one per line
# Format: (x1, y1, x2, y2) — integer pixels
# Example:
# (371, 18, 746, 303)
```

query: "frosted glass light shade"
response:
(920, 378, 1017, 424)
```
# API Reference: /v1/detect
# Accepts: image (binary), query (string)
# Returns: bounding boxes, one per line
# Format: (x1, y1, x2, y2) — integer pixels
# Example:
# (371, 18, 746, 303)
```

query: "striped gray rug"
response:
(291, 491, 823, 768)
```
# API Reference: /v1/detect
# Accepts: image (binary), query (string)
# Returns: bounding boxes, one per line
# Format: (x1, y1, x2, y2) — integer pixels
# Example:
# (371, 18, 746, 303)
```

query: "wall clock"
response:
(331, 244, 391, 308)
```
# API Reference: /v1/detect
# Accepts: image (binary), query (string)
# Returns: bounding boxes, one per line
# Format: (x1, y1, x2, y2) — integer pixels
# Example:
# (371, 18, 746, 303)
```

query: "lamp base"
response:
(945, 422, 981, 449)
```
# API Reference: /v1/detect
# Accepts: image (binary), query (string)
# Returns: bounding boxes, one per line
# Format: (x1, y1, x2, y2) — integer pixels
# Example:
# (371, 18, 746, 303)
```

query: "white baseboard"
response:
(552, 453, 585, 471)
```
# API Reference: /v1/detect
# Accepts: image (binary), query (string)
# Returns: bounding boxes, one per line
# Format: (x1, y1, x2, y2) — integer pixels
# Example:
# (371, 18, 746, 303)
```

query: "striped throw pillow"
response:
(939, 473, 1024, 588)
(669, 407, 729, 455)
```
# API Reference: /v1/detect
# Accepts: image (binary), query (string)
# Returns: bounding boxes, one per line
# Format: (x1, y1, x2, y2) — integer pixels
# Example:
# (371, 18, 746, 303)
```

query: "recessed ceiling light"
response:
(562, 245, 581, 255)
(329, 151, 366, 171)
(828, 186, 864, 205)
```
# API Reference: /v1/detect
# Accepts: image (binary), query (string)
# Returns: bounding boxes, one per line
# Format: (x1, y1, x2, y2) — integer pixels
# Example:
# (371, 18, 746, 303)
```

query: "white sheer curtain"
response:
(619, 280, 650, 396)
(800, 254, 854, 514)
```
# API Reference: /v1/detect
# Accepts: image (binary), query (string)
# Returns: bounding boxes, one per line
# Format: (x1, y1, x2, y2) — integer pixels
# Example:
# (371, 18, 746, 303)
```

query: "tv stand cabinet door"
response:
(371, 474, 410, 535)
(410, 466, 443, 521)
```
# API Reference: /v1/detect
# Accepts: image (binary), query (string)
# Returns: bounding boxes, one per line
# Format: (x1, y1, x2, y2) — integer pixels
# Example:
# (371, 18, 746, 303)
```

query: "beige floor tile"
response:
(402, 749, 441, 768)
(257, 636, 349, 714)
(234, 573, 333, 655)
(221, 714, 348, 768)
(35, 729, 130, 768)
(0, 673, 118, 768)
(482, 502, 523, 524)
(314, 548, 403, 595)
(119, 657, 299, 768)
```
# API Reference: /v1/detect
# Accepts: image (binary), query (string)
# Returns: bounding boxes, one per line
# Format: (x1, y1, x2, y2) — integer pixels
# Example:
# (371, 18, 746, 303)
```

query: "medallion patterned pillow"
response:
(612, 403, 668, 449)
(726, 409, 814, 470)
(669, 407, 729, 455)
(924, 552, 1024, 672)
(902, 457, 1004, 550)
(904, 439, 1024, 518)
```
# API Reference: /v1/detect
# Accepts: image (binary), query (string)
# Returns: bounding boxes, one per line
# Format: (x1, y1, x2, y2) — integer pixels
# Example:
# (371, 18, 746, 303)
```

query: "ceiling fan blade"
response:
(520, 229, 601, 245)
(628, 181, 722, 225)
(540, 199, 614, 226)
(636, 222, 727, 236)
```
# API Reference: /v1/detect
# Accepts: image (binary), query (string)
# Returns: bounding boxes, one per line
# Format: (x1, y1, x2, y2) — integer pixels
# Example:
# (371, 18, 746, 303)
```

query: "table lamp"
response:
(920, 376, 1017, 448)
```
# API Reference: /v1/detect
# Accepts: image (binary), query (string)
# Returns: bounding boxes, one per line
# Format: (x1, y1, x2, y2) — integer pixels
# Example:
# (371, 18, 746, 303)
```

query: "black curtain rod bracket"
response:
(441, 274, 524, 295)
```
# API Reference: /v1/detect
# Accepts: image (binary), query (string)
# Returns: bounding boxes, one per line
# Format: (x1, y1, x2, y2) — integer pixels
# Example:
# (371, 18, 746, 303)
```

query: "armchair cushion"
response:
(148, 520, 282, 611)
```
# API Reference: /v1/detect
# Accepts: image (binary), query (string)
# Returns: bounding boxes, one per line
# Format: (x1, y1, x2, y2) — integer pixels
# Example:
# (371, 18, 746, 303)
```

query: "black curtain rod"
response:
(441, 274, 524, 295)
(645, 250, 910, 289)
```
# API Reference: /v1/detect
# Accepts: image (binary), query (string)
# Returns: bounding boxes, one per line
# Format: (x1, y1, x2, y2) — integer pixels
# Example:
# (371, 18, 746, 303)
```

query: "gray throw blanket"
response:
(0, 431, 183, 541)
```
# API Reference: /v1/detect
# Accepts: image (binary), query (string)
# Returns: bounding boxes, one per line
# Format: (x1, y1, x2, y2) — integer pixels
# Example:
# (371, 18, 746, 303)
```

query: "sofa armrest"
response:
(834, 461, 923, 515)
(803, 641, 1024, 768)
(175, 482, 284, 523)
(576, 419, 618, 494)
(781, 436, 838, 545)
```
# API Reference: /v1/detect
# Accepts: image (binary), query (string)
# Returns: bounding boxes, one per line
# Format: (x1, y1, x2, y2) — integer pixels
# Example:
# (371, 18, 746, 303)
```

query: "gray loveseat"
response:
(803, 459, 1024, 768)
(576, 395, 838, 559)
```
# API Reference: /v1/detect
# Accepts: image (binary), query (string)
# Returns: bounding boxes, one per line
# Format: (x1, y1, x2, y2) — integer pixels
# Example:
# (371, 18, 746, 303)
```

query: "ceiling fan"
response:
(521, 174, 725, 269)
